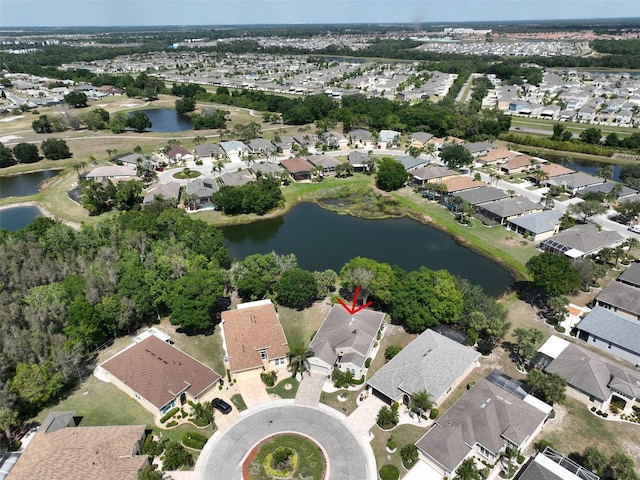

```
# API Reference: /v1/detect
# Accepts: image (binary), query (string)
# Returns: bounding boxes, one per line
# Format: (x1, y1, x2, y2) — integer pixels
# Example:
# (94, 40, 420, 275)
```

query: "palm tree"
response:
(211, 160, 224, 178)
(193, 135, 207, 146)
(167, 139, 182, 147)
(287, 344, 311, 379)
(534, 169, 549, 185)
(455, 458, 481, 480)
(410, 390, 433, 416)
(72, 161, 87, 179)
(106, 148, 117, 159)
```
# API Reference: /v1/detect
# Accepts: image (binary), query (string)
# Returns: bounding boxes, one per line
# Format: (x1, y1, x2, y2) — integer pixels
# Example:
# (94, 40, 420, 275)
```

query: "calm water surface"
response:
(0, 170, 59, 199)
(222, 202, 514, 296)
(132, 109, 192, 132)
(0, 205, 43, 231)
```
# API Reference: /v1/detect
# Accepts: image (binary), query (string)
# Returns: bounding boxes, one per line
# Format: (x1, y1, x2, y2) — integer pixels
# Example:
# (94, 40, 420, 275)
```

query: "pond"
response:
(0, 169, 60, 199)
(0, 205, 43, 231)
(222, 202, 514, 296)
(132, 108, 192, 132)
(540, 153, 622, 182)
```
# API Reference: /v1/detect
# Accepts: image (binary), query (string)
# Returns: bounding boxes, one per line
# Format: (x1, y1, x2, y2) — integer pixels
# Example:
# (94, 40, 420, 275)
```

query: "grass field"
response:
(266, 377, 300, 400)
(278, 301, 330, 349)
(320, 389, 361, 416)
(510, 116, 640, 137)
(370, 424, 427, 474)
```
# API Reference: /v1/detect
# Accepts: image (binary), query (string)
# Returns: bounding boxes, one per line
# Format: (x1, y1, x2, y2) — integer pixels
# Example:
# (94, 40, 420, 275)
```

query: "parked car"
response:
(211, 397, 232, 414)
(629, 225, 640, 234)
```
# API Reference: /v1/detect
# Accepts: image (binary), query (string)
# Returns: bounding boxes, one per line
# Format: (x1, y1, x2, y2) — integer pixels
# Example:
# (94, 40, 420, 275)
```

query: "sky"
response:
(1, 0, 640, 28)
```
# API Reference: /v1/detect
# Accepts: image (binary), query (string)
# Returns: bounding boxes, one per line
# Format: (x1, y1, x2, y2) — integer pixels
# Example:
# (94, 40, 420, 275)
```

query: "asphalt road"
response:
(196, 403, 372, 480)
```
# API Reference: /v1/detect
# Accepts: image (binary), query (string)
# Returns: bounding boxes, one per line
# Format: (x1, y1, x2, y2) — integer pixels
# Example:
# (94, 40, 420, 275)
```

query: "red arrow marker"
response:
(337, 286, 373, 315)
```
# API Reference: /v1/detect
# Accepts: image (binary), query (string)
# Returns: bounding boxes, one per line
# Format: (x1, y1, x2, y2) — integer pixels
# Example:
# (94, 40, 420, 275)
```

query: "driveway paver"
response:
(294, 372, 325, 406)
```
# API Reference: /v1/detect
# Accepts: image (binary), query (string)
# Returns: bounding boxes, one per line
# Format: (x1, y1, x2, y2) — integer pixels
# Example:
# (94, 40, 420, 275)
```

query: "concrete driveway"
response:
(196, 402, 375, 480)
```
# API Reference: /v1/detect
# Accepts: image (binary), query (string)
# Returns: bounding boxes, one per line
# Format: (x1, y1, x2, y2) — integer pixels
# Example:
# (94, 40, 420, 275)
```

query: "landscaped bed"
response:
(243, 433, 326, 480)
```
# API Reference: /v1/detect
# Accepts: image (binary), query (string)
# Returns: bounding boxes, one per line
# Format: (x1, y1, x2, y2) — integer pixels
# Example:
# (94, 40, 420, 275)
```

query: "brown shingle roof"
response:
(221, 302, 289, 373)
(8, 424, 147, 480)
(280, 158, 314, 174)
(100, 335, 220, 409)
(441, 176, 486, 193)
(540, 163, 574, 177)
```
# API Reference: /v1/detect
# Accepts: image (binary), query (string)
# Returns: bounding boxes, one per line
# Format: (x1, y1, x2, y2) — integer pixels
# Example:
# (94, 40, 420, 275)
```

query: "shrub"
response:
(227, 369, 232, 383)
(535, 440, 555, 452)
(377, 405, 399, 430)
(182, 431, 207, 450)
(554, 325, 566, 333)
(430, 408, 439, 420)
(142, 434, 164, 456)
(166, 420, 178, 428)
(9, 440, 21, 452)
(591, 406, 597, 412)
(387, 435, 397, 451)
(365, 357, 372, 369)
(549, 409, 556, 419)
(261, 370, 278, 387)
(379, 464, 400, 480)
(384, 345, 402, 361)
(160, 407, 179, 423)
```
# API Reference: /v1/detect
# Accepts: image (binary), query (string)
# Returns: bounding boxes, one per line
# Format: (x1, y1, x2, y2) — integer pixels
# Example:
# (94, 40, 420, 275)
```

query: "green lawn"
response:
(278, 302, 328, 349)
(248, 434, 326, 480)
(230, 393, 248, 412)
(367, 326, 416, 379)
(370, 424, 427, 475)
(510, 116, 640, 137)
(320, 389, 361, 416)
(169, 324, 226, 377)
(266, 377, 299, 400)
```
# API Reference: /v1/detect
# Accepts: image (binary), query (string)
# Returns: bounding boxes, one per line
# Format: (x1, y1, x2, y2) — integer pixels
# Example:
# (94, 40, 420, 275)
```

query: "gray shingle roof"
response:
(464, 141, 497, 155)
(396, 155, 427, 171)
(251, 162, 284, 175)
(219, 171, 254, 187)
(347, 151, 369, 166)
(477, 197, 542, 219)
(194, 143, 224, 158)
(454, 186, 509, 205)
(367, 330, 479, 403)
(309, 305, 385, 369)
(576, 306, 640, 356)
(541, 224, 624, 256)
(578, 182, 637, 199)
(410, 132, 434, 143)
(185, 177, 218, 198)
(507, 209, 563, 234)
(416, 375, 548, 473)
(548, 172, 603, 190)
(618, 262, 640, 287)
(410, 165, 456, 181)
(596, 280, 640, 317)
(307, 154, 340, 168)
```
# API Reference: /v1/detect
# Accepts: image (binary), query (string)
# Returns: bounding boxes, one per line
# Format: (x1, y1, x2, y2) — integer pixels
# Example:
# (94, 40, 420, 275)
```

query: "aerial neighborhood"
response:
(2, 18, 640, 480)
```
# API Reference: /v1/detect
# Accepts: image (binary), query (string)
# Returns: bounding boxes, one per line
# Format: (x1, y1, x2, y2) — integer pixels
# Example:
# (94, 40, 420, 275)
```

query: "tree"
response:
(0, 144, 16, 168)
(0, 408, 19, 444)
(579, 127, 602, 145)
(64, 90, 88, 108)
(616, 200, 640, 221)
(162, 441, 193, 470)
(340, 257, 396, 305)
(384, 344, 402, 361)
(274, 268, 317, 309)
(127, 112, 152, 133)
(175, 96, 196, 114)
(513, 327, 544, 362)
(10, 363, 65, 408)
(376, 157, 408, 191)
(455, 458, 481, 480)
(109, 112, 128, 133)
(400, 444, 419, 468)
(138, 465, 163, 480)
(71, 161, 87, 179)
(166, 267, 224, 332)
(596, 165, 614, 182)
(581, 446, 608, 477)
(287, 344, 310, 379)
(114, 180, 143, 211)
(410, 390, 433, 415)
(12, 143, 39, 163)
(335, 162, 354, 178)
(526, 253, 581, 296)
(609, 452, 639, 480)
(440, 143, 474, 169)
(526, 369, 566, 405)
(41, 138, 71, 160)
(568, 200, 607, 222)
(376, 404, 399, 429)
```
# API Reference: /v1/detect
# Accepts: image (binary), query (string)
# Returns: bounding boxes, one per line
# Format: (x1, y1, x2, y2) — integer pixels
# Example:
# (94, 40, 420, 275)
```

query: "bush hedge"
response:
(430, 408, 439, 420)
(379, 464, 400, 480)
(182, 431, 208, 450)
(160, 407, 179, 423)
(166, 420, 178, 428)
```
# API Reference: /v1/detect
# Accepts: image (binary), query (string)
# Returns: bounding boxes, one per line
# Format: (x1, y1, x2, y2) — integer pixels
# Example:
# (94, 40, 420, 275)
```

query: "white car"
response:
(629, 225, 640, 234)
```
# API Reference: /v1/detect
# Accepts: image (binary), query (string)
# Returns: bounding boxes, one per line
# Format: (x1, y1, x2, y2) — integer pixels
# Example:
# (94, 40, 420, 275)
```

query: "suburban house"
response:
(247, 138, 276, 157)
(594, 262, 640, 320)
(475, 196, 543, 225)
(348, 128, 374, 149)
(441, 177, 486, 195)
(307, 154, 341, 176)
(501, 155, 535, 174)
(185, 177, 218, 209)
(463, 141, 498, 158)
(218, 170, 254, 187)
(274, 136, 294, 156)
(451, 186, 510, 206)
(97, 331, 221, 415)
(528, 164, 575, 184)
(308, 305, 386, 377)
(320, 131, 349, 150)
(280, 158, 315, 181)
(85, 164, 138, 182)
(539, 224, 624, 259)
(220, 140, 249, 161)
(506, 209, 564, 241)
(220, 300, 289, 377)
(367, 329, 479, 407)
(166, 146, 194, 163)
(576, 182, 638, 200)
(194, 143, 225, 161)
(576, 305, 640, 367)
(533, 336, 640, 412)
(114, 152, 147, 166)
(409, 132, 434, 149)
(293, 134, 319, 153)
(547, 171, 603, 194)
(378, 129, 401, 148)
(410, 165, 458, 186)
(142, 181, 181, 206)
(517, 447, 600, 480)
(6, 411, 148, 480)
(396, 154, 430, 172)
(251, 161, 285, 178)
(347, 151, 372, 172)
(477, 148, 518, 165)
(415, 371, 551, 478)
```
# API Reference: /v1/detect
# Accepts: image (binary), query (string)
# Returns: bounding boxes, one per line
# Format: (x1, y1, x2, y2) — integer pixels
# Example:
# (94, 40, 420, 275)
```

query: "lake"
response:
(222, 202, 514, 296)
(540, 153, 622, 182)
(0, 205, 43, 231)
(0, 169, 60, 199)
(132, 108, 192, 132)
